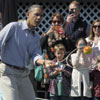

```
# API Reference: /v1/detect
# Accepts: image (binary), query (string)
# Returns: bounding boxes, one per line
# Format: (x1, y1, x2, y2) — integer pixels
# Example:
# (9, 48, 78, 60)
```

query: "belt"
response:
(3, 62, 26, 70)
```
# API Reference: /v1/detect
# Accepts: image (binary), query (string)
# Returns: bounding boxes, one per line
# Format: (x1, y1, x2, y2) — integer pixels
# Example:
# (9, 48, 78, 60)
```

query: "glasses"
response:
(52, 21, 61, 24)
(70, 8, 79, 12)
(69, 8, 79, 14)
(93, 25, 100, 29)
(79, 43, 86, 47)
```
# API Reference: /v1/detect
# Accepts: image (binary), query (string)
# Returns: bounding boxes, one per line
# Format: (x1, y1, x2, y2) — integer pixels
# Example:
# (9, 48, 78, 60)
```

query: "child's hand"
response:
(53, 68, 60, 75)
(77, 48, 83, 55)
(78, 47, 84, 53)
(58, 68, 65, 72)
(59, 68, 65, 72)
(53, 67, 64, 74)
(55, 68, 61, 72)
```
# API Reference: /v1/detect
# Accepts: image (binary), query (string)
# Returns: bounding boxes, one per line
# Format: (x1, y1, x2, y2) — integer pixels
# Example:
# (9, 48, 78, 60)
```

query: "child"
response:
(70, 38, 92, 100)
(91, 55, 100, 100)
(47, 41, 72, 100)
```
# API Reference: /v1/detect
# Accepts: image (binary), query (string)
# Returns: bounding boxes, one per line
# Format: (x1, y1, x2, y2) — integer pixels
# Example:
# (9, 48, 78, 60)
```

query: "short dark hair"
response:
(28, 4, 43, 12)
(69, 0, 80, 9)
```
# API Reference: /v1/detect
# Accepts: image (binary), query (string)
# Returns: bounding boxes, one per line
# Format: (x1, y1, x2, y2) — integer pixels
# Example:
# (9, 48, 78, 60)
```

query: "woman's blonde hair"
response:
(89, 19, 100, 40)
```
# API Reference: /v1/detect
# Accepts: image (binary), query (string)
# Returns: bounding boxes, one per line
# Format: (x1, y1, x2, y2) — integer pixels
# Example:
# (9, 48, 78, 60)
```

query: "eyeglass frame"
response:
(93, 25, 100, 29)
(52, 20, 62, 24)
(69, 8, 80, 14)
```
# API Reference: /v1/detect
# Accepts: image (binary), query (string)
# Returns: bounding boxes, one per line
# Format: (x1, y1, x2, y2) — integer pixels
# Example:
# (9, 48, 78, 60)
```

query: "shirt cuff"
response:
(33, 54, 43, 66)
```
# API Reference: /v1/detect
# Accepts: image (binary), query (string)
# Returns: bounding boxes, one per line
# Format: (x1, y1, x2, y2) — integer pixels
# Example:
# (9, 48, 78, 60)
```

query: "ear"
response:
(26, 12, 30, 18)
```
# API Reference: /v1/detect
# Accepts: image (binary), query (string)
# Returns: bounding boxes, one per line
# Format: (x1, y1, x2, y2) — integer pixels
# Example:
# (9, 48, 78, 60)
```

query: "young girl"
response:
(47, 42, 72, 100)
(91, 55, 100, 100)
(70, 38, 92, 100)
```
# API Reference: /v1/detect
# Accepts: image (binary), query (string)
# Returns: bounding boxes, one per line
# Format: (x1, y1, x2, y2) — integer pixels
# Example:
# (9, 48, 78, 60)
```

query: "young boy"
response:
(47, 41, 72, 100)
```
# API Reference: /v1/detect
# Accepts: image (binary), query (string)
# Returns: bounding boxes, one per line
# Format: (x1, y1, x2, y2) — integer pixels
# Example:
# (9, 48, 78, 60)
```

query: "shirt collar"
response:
(21, 20, 36, 34)
(21, 20, 37, 36)
(22, 20, 29, 30)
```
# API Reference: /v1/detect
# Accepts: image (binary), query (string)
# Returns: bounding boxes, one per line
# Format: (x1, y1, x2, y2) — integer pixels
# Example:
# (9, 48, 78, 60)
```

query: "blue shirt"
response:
(0, 20, 42, 68)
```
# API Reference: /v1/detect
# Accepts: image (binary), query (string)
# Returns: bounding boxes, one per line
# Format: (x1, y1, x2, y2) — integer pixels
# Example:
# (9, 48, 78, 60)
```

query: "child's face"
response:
(55, 49, 65, 61)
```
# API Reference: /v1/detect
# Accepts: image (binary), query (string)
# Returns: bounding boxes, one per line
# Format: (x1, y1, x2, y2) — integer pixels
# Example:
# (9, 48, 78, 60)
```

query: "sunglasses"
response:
(79, 43, 86, 47)
(52, 21, 61, 24)
(70, 8, 79, 11)
(93, 25, 100, 29)
(69, 8, 79, 14)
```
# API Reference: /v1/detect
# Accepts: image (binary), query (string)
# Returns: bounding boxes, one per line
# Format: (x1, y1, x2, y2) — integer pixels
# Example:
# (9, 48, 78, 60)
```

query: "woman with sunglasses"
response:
(86, 19, 100, 64)
(41, 12, 71, 60)
(87, 19, 100, 46)
(86, 19, 100, 100)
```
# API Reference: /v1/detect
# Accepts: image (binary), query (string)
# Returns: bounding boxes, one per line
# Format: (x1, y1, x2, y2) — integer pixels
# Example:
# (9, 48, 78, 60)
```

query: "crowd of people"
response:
(0, 0, 100, 100)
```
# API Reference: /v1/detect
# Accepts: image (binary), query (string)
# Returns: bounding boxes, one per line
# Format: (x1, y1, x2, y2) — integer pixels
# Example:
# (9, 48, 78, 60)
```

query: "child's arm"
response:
(71, 50, 81, 68)
(47, 67, 60, 78)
